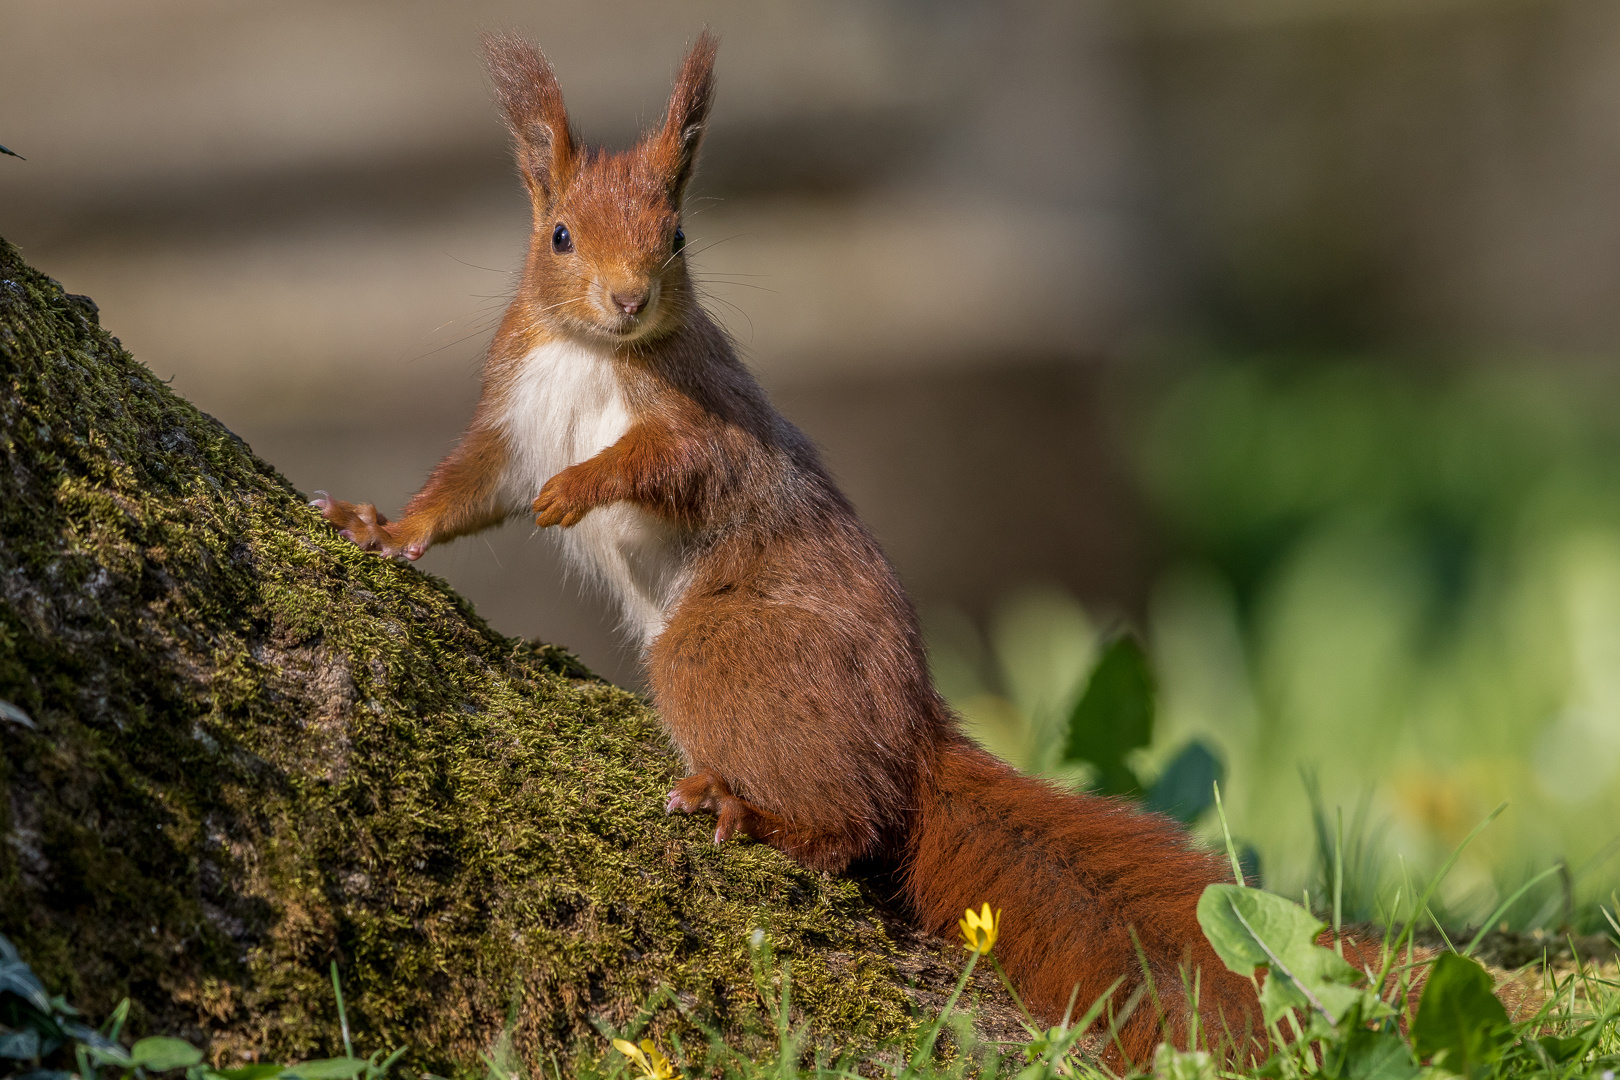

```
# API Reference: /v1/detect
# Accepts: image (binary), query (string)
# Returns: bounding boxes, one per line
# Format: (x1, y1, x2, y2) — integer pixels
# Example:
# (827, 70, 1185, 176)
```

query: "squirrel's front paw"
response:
(310, 492, 427, 560)
(532, 472, 593, 528)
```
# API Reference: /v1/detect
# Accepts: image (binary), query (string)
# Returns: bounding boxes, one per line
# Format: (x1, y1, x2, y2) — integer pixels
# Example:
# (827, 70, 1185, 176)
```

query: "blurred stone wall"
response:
(4, 0, 1619, 683)
(1133, 0, 1620, 353)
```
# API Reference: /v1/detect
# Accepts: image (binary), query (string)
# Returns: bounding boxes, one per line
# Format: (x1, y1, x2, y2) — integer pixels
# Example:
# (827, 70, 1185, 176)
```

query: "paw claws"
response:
(714, 829, 725, 846)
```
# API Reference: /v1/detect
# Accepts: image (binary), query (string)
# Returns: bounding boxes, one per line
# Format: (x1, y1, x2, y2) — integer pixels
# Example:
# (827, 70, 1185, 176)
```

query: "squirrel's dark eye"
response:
(551, 222, 573, 254)
(673, 228, 685, 254)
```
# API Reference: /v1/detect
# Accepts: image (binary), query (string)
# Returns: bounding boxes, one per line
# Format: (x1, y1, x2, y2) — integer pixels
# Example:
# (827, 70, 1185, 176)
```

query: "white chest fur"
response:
(495, 339, 693, 647)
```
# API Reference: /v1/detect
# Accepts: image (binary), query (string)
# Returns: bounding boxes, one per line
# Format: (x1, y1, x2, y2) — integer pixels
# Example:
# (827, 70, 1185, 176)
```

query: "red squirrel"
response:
(312, 32, 1266, 1065)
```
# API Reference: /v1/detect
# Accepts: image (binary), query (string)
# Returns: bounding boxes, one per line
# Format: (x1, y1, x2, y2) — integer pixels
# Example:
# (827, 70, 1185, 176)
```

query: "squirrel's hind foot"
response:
(666, 769, 757, 844)
(665, 769, 862, 873)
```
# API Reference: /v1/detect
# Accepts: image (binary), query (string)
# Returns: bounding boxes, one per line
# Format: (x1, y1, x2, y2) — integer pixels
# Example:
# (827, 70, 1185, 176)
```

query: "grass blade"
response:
(331, 961, 354, 1061)
(1462, 864, 1562, 958)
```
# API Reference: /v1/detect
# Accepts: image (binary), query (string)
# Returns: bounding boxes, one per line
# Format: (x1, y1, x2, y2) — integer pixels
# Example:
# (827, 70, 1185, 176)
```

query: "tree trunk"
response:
(0, 238, 1011, 1076)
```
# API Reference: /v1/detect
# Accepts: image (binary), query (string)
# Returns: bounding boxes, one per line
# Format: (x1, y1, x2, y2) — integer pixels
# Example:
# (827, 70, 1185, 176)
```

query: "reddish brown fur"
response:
(908, 740, 1264, 1062)
(315, 32, 1278, 1068)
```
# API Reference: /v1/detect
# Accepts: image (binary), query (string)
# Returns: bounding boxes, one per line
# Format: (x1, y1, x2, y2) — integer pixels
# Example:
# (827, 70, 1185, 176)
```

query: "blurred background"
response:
(5, 0, 1620, 929)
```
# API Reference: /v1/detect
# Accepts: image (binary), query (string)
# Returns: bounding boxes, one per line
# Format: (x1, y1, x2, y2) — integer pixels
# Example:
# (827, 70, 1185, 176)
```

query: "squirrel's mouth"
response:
(604, 314, 653, 341)
(594, 281, 661, 340)
(602, 306, 663, 342)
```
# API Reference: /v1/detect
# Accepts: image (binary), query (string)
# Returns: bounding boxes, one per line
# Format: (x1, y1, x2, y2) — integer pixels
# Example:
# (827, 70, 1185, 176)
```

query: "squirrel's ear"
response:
(654, 30, 718, 204)
(483, 33, 578, 206)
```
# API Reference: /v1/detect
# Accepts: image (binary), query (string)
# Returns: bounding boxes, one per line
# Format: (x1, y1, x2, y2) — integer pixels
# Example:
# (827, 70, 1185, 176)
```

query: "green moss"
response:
(0, 237, 937, 1074)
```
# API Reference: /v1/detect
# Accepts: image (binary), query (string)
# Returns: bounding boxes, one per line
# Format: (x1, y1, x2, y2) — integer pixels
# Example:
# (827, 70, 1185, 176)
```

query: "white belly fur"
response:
(495, 339, 693, 648)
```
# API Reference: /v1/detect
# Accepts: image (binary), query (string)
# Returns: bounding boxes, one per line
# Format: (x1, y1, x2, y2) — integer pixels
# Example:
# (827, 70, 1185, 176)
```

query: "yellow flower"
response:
(612, 1038, 676, 1080)
(958, 902, 1000, 954)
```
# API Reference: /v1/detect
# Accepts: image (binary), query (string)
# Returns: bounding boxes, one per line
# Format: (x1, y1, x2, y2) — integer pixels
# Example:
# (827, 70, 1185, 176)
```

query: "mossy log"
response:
(0, 238, 1007, 1074)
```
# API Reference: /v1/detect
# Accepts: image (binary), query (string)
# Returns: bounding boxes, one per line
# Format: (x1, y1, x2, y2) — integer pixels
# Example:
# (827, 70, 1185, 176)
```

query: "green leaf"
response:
(1196, 883, 1366, 1024)
(87, 1042, 134, 1066)
(211, 1065, 289, 1080)
(0, 1027, 41, 1059)
(1320, 1015, 1419, 1080)
(0, 956, 53, 1015)
(1151, 1043, 1218, 1080)
(1411, 952, 1511, 1076)
(130, 1036, 205, 1071)
(281, 1057, 369, 1079)
(371, 1044, 408, 1078)
(1257, 961, 1365, 1029)
(1062, 633, 1154, 794)
(1198, 884, 1325, 973)
(0, 699, 35, 728)
(1145, 740, 1223, 824)
(62, 1021, 123, 1057)
(1533, 1033, 1590, 1065)
(1315, 1010, 1419, 1080)
(102, 997, 130, 1042)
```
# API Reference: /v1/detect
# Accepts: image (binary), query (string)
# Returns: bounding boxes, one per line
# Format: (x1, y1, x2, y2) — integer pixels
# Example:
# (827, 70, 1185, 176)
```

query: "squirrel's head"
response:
(485, 31, 717, 347)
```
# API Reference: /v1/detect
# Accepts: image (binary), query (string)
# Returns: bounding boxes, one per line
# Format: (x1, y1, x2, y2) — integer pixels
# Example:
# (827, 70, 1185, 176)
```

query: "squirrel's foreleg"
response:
(533, 420, 712, 528)
(316, 421, 510, 559)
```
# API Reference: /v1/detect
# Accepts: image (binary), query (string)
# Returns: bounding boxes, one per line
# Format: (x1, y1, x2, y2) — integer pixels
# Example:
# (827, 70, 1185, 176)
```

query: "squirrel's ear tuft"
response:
(655, 29, 718, 204)
(483, 32, 577, 205)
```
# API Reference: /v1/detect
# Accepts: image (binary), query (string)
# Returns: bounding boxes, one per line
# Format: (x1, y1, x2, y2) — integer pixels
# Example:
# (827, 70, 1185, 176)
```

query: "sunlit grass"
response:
(530, 791, 1619, 1077)
(560, 886, 1620, 1079)
(6, 849, 1618, 1080)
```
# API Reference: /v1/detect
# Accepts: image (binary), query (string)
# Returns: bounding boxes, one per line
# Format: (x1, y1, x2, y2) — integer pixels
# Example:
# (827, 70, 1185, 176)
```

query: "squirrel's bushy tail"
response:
(903, 737, 1263, 1067)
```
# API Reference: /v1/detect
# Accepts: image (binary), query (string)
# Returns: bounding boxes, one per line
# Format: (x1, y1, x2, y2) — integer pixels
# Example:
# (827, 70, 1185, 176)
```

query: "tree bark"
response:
(0, 238, 1014, 1076)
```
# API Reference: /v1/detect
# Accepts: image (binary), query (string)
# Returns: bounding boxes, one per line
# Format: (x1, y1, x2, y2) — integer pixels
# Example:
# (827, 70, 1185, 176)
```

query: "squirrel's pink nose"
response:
(612, 291, 649, 315)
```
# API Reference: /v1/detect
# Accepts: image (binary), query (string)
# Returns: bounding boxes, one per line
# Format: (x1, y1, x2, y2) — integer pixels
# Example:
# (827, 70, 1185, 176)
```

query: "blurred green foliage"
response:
(929, 359, 1620, 930)
(1140, 359, 1620, 927)
(1063, 634, 1156, 797)
(924, 601, 1224, 829)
